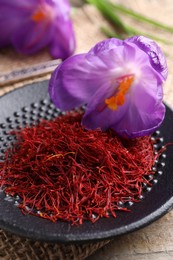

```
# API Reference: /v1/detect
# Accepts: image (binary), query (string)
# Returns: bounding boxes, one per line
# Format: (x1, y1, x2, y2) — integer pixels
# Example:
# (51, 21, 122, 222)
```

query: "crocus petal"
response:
(127, 36, 168, 81)
(46, 0, 75, 59)
(0, 0, 37, 8)
(49, 37, 167, 138)
(49, 16, 75, 60)
(0, 14, 19, 47)
(0, 2, 33, 47)
(87, 38, 123, 57)
(46, 0, 71, 15)
(86, 38, 125, 70)
(83, 78, 165, 138)
(49, 39, 154, 111)
(82, 64, 165, 137)
(82, 82, 129, 131)
(0, 0, 75, 59)
(132, 65, 164, 109)
(112, 101, 165, 138)
(49, 43, 136, 111)
(12, 20, 53, 54)
(49, 54, 110, 110)
(112, 70, 165, 138)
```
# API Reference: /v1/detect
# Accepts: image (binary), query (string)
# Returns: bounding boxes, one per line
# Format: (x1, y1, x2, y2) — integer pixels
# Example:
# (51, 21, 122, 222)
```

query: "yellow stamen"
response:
(105, 75, 134, 111)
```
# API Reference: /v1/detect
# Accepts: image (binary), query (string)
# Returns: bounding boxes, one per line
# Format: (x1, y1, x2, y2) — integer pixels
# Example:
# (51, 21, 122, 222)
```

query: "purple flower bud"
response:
(49, 36, 167, 138)
(0, 0, 75, 59)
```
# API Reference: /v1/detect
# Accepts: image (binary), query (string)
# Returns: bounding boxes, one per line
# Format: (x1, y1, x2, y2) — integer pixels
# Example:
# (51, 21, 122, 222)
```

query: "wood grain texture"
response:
(87, 211, 173, 259)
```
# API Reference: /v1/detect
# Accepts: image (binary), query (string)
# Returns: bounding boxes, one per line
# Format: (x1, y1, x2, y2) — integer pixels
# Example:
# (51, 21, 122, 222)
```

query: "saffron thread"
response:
(0, 112, 160, 225)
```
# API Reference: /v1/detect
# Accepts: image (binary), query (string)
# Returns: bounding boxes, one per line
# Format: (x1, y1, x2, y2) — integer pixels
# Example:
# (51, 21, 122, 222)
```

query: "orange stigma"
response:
(105, 75, 134, 110)
(32, 9, 46, 22)
(31, 4, 54, 22)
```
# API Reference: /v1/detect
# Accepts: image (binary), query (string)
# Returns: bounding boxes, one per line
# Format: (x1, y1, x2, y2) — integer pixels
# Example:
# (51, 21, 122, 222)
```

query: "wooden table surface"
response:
(0, 1, 173, 259)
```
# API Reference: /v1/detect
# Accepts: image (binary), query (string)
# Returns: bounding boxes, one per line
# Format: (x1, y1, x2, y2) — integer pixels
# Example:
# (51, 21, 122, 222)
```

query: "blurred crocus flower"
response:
(0, 0, 75, 59)
(49, 36, 167, 138)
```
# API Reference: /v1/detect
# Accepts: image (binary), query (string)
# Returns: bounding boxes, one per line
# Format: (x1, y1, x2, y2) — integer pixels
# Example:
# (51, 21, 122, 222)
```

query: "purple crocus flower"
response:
(0, 0, 75, 59)
(49, 36, 167, 138)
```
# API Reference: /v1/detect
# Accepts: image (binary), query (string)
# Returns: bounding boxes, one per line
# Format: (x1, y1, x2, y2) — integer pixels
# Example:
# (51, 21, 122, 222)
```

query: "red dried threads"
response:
(0, 112, 157, 224)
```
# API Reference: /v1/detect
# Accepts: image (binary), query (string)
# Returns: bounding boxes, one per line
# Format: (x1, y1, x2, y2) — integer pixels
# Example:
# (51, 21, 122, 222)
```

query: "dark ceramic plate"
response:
(0, 80, 173, 244)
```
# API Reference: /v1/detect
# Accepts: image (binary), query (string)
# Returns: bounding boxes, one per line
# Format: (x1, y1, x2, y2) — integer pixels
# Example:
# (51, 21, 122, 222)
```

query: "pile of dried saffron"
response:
(0, 112, 157, 224)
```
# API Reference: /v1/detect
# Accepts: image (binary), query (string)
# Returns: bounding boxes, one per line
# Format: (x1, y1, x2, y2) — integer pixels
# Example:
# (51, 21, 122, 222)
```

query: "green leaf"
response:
(86, 0, 130, 34)
(86, 0, 173, 44)
(111, 3, 173, 34)
(101, 27, 124, 39)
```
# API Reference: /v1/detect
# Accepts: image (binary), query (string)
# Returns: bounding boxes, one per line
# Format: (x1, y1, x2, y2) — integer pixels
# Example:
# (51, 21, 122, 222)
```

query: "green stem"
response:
(111, 3, 173, 33)
(126, 25, 172, 45)
(101, 27, 124, 39)
(86, 0, 130, 34)
(86, 0, 173, 44)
